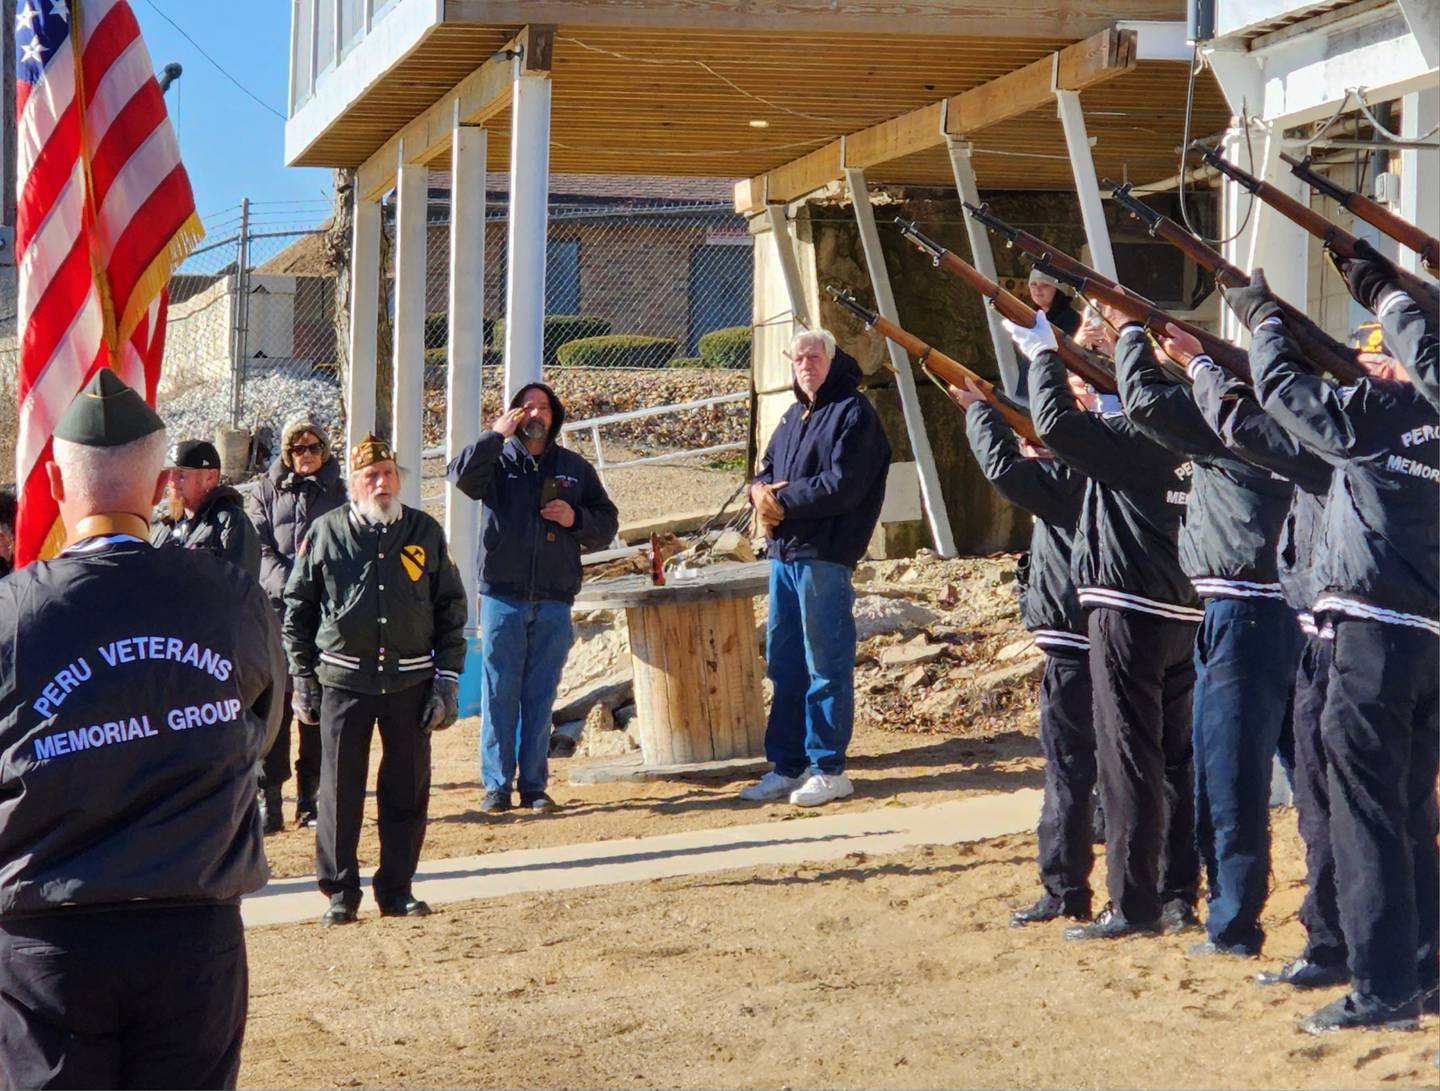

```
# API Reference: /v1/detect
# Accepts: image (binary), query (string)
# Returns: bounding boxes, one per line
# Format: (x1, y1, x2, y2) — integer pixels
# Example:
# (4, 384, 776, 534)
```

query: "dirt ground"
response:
(259, 554, 1045, 881)
(245, 553, 1440, 1089)
(243, 816, 1440, 1090)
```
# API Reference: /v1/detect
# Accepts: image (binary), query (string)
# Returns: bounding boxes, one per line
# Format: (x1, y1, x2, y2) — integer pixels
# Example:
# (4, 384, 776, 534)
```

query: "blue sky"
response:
(131, 0, 332, 229)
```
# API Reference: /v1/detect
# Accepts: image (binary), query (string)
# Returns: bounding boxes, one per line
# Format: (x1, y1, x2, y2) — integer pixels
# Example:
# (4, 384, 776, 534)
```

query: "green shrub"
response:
(489, 315, 612, 366)
(668, 356, 704, 368)
(556, 334, 678, 369)
(426, 314, 496, 350)
(697, 325, 753, 369)
(423, 346, 504, 369)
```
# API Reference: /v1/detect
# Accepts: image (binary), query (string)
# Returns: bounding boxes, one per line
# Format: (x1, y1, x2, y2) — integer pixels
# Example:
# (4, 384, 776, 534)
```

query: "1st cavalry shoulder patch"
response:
(400, 544, 426, 582)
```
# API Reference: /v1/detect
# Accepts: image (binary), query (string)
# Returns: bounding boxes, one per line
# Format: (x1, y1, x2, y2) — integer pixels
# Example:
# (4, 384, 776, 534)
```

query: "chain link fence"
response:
(0, 178, 755, 497)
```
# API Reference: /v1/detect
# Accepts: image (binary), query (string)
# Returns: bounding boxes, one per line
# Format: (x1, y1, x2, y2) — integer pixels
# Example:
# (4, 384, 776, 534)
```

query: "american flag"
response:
(14, 0, 202, 565)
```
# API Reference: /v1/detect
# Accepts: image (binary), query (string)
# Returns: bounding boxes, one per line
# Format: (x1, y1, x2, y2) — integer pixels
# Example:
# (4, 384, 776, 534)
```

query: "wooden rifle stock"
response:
(1281, 152, 1439, 275)
(893, 218, 1118, 395)
(1201, 147, 1435, 303)
(826, 287, 1042, 445)
(1107, 181, 1366, 383)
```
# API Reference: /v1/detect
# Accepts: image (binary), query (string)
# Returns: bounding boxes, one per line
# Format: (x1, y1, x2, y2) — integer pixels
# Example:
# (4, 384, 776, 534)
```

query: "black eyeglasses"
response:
(289, 442, 324, 456)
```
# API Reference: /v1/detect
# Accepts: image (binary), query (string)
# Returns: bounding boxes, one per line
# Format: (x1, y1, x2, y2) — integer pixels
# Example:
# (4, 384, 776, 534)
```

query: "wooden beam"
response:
(845, 101, 946, 172)
(355, 26, 545, 201)
(734, 27, 1137, 213)
(444, 0, 1183, 40)
(945, 27, 1135, 135)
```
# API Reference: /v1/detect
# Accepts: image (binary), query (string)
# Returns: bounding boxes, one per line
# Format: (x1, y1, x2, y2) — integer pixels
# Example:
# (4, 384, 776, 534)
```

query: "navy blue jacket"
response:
(754, 351, 891, 569)
(448, 433, 619, 605)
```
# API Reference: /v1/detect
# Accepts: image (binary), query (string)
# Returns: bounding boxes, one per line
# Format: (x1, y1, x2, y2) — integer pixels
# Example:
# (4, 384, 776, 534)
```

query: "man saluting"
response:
(0, 371, 286, 1089)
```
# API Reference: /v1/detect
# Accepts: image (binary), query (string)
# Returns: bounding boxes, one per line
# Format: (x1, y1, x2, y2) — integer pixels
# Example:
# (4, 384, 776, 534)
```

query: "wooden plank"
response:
(443, 0, 1183, 38)
(762, 141, 843, 207)
(354, 27, 528, 201)
(1055, 26, 1136, 90)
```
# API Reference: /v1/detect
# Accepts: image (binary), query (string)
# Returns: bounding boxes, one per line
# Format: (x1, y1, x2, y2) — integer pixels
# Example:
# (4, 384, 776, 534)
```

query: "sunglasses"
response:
(289, 442, 325, 456)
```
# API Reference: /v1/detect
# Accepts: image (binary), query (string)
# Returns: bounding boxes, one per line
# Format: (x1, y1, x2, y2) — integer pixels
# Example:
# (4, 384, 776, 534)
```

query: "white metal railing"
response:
(419, 389, 749, 498)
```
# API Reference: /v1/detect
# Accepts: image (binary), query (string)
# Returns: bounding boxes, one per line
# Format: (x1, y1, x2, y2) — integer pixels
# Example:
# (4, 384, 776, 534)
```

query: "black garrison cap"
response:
(52, 369, 165, 448)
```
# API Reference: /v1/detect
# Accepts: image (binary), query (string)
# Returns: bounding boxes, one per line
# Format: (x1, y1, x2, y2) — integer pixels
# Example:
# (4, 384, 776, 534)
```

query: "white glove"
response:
(1001, 311, 1059, 363)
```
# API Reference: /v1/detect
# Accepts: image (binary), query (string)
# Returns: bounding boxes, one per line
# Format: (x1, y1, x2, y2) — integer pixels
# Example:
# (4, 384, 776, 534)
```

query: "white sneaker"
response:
(738, 772, 802, 802)
(789, 773, 855, 806)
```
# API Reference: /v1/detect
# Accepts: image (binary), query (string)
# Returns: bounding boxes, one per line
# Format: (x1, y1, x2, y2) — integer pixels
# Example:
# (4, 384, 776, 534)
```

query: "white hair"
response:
(52, 431, 167, 509)
(789, 328, 836, 363)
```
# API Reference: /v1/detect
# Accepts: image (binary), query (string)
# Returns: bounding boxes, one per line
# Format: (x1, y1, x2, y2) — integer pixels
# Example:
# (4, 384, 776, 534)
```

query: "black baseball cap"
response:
(167, 440, 221, 470)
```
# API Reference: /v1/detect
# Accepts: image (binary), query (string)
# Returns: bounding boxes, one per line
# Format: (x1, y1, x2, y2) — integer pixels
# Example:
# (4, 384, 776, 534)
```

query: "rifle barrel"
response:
(1281, 152, 1440, 272)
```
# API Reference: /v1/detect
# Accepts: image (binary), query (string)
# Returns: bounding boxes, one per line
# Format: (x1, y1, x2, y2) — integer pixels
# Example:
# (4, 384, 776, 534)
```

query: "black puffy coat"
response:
(151, 485, 261, 580)
(245, 457, 348, 611)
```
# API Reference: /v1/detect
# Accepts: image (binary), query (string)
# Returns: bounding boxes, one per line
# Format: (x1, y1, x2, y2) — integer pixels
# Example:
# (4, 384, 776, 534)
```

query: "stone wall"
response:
(795, 188, 1120, 556)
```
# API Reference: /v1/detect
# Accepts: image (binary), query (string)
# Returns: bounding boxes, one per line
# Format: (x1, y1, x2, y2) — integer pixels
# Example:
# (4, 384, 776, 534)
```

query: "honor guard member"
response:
(950, 375, 1097, 927)
(1228, 273, 1439, 1033)
(1186, 349, 1347, 990)
(283, 435, 468, 925)
(152, 439, 261, 579)
(1008, 312, 1203, 941)
(1112, 318, 1298, 960)
(0, 371, 284, 1090)
(1331, 240, 1438, 413)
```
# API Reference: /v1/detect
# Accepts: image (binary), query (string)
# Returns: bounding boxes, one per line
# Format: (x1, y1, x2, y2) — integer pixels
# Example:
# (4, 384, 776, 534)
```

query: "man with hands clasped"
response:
(448, 384, 619, 816)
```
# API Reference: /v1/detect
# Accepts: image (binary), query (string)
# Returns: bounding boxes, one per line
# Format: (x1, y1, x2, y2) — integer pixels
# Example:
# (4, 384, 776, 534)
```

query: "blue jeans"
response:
(1192, 595, 1302, 949)
(479, 595, 574, 794)
(764, 559, 856, 778)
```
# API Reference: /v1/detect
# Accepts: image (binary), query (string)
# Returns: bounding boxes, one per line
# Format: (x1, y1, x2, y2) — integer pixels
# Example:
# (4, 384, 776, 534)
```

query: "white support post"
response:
(391, 153, 427, 508)
(1218, 124, 1253, 344)
(502, 62, 552, 399)
(763, 204, 812, 331)
(1245, 123, 1308, 315)
(1400, 88, 1439, 281)
(944, 137, 1020, 395)
(446, 113, 487, 631)
(844, 167, 958, 559)
(345, 195, 381, 453)
(1055, 88, 1118, 280)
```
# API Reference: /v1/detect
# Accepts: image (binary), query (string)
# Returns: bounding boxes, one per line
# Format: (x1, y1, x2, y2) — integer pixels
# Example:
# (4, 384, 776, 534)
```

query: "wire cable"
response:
(138, 0, 287, 120)
(1178, 44, 1255, 247)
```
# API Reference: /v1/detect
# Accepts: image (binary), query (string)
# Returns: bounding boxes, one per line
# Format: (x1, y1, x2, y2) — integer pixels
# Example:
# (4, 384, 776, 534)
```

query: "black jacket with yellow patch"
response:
(282, 505, 468, 694)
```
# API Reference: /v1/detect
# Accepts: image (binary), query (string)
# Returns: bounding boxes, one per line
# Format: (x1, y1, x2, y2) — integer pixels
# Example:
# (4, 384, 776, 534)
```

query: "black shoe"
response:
(260, 786, 284, 836)
(378, 897, 432, 918)
(321, 902, 358, 927)
(1160, 899, 1202, 935)
(520, 792, 560, 814)
(1010, 894, 1091, 927)
(1191, 940, 1259, 958)
(1255, 957, 1350, 989)
(1301, 991, 1420, 1034)
(480, 789, 513, 815)
(294, 796, 318, 829)
(1064, 903, 1161, 941)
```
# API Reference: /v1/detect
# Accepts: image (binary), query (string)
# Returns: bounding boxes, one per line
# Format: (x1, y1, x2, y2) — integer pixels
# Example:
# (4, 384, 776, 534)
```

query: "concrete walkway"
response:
(242, 789, 1042, 928)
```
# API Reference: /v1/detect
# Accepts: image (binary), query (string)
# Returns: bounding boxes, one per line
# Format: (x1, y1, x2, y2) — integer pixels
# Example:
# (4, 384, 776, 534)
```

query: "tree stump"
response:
(574, 562, 770, 767)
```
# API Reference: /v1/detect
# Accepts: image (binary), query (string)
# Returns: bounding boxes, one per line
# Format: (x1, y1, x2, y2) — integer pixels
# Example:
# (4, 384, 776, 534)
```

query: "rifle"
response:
(893, 217, 1119, 395)
(826, 286, 1042, 446)
(1027, 255, 1217, 384)
(1281, 152, 1439, 275)
(1106, 180, 1367, 384)
(1200, 145, 1436, 303)
(962, 201, 1245, 379)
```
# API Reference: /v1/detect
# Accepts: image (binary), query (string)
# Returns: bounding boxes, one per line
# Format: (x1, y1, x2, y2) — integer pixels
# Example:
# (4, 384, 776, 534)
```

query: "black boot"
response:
(1064, 902, 1161, 941)
(1010, 893, 1091, 927)
(294, 773, 319, 829)
(260, 786, 284, 836)
(1255, 956, 1349, 989)
(1301, 991, 1420, 1034)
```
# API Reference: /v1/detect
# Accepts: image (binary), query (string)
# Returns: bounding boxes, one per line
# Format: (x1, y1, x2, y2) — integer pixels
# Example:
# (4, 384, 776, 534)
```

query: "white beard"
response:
(354, 495, 402, 525)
